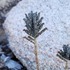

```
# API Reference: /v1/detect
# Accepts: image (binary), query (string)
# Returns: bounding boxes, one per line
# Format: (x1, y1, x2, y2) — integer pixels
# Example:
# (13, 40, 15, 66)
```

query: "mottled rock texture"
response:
(0, 0, 15, 10)
(0, 0, 21, 15)
(3, 0, 70, 70)
(0, 0, 21, 9)
(0, 0, 21, 44)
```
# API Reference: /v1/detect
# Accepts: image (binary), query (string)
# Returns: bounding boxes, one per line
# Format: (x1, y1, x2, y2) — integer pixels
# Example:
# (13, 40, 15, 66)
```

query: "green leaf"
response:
(23, 11, 47, 39)
(35, 28, 47, 38)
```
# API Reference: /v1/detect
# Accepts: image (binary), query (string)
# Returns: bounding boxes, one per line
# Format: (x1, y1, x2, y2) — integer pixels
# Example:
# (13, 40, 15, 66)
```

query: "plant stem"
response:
(65, 61, 68, 70)
(34, 39, 39, 70)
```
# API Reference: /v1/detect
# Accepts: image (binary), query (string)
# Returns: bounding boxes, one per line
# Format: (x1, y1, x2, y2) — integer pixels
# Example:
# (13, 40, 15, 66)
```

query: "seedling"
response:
(23, 11, 47, 70)
(57, 44, 70, 70)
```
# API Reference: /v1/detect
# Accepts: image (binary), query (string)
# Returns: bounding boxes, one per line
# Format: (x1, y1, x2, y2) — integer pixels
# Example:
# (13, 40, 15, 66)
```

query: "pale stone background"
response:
(3, 0, 70, 70)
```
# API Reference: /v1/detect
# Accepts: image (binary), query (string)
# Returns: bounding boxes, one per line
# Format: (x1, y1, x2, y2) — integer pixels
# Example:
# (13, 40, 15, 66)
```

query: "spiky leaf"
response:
(23, 11, 47, 39)
(57, 44, 70, 60)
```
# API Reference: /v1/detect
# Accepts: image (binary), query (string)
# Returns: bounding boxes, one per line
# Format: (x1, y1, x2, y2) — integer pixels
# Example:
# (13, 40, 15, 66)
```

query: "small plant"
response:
(57, 44, 70, 70)
(23, 11, 47, 70)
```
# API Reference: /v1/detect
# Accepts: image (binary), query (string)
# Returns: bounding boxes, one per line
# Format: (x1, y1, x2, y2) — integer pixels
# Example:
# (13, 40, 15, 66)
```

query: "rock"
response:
(3, 0, 70, 70)
(4, 57, 22, 70)
(0, 66, 9, 70)
(0, 43, 27, 70)
(0, 12, 5, 23)
(0, 45, 2, 52)
(0, 0, 22, 14)
(0, 28, 7, 43)
(0, 0, 21, 9)
(0, 61, 4, 68)
(0, 0, 13, 9)
(0, 12, 7, 43)
(0, 54, 22, 70)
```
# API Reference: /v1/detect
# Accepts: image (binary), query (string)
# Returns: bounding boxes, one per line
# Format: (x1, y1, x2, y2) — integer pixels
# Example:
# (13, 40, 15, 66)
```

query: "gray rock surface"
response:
(0, 54, 22, 70)
(0, 0, 14, 9)
(0, 0, 21, 15)
(3, 0, 70, 70)
(0, 0, 21, 9)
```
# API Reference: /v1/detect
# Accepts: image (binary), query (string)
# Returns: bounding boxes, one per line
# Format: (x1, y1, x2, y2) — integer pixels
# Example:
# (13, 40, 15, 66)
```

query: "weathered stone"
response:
(0, 0, 21, 9)
(0, 0, 21, 15)
(3, 0, 70, 70)
(0, 13, 7, 44)
(0, 28, 7, 43)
